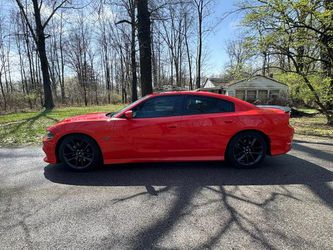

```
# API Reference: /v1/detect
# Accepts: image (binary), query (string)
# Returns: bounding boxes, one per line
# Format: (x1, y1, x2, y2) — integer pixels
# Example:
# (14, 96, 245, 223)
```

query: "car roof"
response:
(149, 91, 257, 110)
(151, 91, 227, 99)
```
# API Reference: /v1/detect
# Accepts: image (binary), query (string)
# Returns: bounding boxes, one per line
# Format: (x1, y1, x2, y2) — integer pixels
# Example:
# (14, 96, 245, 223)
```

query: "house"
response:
(202, 78, 228, 94)
(201, 75, 289, 104)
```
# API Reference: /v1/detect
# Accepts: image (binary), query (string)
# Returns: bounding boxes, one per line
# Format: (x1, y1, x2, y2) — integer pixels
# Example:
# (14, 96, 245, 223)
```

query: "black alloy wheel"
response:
(227, 132, 267, 168)
(59, 134, 101, 171)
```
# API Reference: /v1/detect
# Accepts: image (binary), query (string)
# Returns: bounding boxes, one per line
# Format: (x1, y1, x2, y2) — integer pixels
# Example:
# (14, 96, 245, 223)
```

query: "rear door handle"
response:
(224, 120, 233, 124)
(167, 125, 177, 128)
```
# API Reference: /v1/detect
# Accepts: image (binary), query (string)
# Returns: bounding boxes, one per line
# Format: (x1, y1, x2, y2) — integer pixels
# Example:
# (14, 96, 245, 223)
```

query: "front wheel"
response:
(58, 134, 101, 171)
(226, 132, 267, 168)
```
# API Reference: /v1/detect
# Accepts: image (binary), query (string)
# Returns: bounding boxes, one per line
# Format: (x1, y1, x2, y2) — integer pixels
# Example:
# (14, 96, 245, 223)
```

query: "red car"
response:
(43, 91, 294, 170)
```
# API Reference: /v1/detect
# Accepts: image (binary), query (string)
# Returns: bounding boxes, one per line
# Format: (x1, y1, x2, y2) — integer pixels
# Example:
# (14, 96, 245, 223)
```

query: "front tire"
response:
(58, 134, 101, 171)
(226, 131, 267, 168)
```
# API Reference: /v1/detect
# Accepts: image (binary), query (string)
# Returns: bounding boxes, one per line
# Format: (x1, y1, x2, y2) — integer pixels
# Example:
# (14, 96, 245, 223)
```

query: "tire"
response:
(58, 134, 101, 171)
(226, 131, 267, 168)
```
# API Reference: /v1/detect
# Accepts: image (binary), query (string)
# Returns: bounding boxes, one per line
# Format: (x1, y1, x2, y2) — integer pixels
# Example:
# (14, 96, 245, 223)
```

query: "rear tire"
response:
(226, 131, 267, 168)
(58, 134, 101, 171)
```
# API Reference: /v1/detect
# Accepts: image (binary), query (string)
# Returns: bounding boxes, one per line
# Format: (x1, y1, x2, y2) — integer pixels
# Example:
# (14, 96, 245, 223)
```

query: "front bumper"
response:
(42, 138, 58, 164)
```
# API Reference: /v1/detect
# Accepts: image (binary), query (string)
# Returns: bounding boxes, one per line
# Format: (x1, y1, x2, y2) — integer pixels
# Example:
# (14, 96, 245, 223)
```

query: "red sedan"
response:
(43, 91, 294, 170)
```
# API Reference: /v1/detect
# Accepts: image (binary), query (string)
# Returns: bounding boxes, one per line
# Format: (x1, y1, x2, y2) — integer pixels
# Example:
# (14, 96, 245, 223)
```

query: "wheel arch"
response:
(55, 133, 103, 163)
(225, 129, 271, 159)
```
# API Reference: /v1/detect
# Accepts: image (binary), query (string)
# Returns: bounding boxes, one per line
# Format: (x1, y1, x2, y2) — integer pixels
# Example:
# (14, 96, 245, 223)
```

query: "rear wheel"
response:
(58, 134, 101, 171)
(226, 132, 267, 168)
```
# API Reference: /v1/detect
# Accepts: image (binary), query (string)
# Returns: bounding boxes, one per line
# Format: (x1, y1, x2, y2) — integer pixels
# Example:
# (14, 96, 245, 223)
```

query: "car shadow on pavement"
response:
(44, 154, 333, 208)
(44, 154, 332, 187)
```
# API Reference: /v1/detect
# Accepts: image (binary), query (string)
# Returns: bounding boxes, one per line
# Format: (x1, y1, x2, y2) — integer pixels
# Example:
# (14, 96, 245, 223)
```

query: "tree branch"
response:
(43, 0, 68, 29)
(14, 0, 37, 43)
(115, 20, 133, 25)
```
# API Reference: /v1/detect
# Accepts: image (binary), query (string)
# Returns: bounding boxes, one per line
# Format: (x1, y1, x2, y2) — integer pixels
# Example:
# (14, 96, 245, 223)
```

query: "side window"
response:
(132, 95, 184, 118)
(184, 96, 235, 115)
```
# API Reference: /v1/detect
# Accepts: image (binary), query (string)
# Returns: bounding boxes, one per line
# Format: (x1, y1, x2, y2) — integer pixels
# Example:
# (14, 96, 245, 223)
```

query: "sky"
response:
(205, 0, 243, 76)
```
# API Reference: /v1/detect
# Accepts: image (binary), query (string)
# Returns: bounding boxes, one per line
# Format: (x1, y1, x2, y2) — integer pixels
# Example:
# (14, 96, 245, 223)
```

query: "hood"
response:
(60, 112, 109, 123)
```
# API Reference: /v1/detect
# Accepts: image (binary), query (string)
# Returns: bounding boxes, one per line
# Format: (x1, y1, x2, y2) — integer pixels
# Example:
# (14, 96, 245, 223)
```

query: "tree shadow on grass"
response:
(4, 109, 58, 133)
(0, 110, 59, 143)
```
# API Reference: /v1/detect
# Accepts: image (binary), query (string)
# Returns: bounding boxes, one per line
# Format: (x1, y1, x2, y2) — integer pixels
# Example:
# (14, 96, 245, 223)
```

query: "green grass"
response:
(290, 115, 332, 138)
(0, 105, 332, 146)
(295, 108, 319, 114)
(0, 104, 125, 146)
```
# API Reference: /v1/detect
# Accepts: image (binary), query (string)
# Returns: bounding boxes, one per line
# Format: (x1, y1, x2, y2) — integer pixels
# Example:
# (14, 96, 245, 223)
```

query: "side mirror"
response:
(124, 110, 133, 119)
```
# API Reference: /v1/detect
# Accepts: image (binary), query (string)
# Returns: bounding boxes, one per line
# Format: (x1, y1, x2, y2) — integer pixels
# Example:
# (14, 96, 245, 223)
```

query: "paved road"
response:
(1, 138, 333, 249)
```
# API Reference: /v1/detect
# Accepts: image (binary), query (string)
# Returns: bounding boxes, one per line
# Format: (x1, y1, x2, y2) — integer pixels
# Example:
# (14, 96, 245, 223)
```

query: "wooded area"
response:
(0, 0, 332, 124)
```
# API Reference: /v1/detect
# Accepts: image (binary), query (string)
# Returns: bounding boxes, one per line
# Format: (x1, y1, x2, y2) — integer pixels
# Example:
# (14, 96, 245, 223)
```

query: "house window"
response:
(246, 90, 257, 102)
(258, 90, 268, 101)
(235, 90, 245, 100)
(270, 90, 280, 99)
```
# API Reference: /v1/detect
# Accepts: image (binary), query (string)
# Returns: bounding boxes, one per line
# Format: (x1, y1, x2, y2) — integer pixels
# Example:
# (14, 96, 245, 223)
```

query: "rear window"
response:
(184, 95, 235, 115)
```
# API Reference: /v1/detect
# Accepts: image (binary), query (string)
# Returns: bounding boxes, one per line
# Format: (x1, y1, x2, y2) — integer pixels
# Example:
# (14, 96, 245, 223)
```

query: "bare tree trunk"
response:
(30, 0, 54, 109)
(105, 47, 111, 104)
(0, 73, 7, 111)
(262, 51, 267, 76)
(130, 2, 138, 101)
(151, 21, 158, 88)
(195, 1, 203, 89)
(59, 12, 65, 104)
(184, 13, 193, 90)
(137, 0, 152, 96)
(6, 49, 13, 93)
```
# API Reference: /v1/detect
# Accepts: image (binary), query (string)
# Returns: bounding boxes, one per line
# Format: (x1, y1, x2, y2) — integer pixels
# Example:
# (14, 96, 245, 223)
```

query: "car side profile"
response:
(43, 91, 294, 170)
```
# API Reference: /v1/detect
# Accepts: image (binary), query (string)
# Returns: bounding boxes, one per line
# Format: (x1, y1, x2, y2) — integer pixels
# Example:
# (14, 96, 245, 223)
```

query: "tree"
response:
(0, 17, 8, 110)
(224, 38, 254, 80)
(137, 0, 153, 96)
(184, 11, 194, 90)
(66, 13, 93, 106)
(192, 0, 213, 89)
(14, 0, 69, 109)
(115, 0, 138, 102)
(241, 0, 333, 124)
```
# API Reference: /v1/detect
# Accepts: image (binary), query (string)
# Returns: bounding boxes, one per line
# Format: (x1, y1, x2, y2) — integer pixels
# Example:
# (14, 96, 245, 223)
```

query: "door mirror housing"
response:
(124, 110, 133, 119)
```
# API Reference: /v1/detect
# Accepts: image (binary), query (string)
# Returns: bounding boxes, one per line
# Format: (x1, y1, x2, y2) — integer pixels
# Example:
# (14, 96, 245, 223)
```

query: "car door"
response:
(178, 95, 237, 158)
(111, 95, 185, 161)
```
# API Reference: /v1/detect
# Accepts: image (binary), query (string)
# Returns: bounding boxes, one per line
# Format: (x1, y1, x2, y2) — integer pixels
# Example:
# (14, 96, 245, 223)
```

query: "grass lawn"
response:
(0, 105, 331, 146)
(0, 105, 125, 146)
(290, 114, 332, 138)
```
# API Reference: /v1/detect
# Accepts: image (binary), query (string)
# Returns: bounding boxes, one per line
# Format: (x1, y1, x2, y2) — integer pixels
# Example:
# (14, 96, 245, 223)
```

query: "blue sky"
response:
(205, 0, 243, 75)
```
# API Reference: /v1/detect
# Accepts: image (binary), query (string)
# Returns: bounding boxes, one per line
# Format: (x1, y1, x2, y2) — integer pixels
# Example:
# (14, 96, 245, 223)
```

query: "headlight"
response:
(45, 131, 54, 140)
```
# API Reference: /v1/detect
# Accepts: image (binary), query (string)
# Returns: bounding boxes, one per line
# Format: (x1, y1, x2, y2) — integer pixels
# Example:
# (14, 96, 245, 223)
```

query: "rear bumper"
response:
(270, 126, 294, 156)
(42, 138, 57, 164)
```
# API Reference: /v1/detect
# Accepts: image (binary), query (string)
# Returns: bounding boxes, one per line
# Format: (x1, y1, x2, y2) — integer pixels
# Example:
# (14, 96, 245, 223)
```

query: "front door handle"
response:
(167, 125, 177, 128)
(224, 120, 233, 124)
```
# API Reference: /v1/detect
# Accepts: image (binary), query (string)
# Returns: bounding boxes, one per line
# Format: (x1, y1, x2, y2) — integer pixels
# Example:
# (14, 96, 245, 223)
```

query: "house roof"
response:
(228, 75, 288, 87)
(203, 78, 229, 87)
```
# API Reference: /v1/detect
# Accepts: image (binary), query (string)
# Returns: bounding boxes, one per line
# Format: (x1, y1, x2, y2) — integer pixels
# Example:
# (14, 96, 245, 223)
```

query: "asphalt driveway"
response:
(0, 137, 332, 249)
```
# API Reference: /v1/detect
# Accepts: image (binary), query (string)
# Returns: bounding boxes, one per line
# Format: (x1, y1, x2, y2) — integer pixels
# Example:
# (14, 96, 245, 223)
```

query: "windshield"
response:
(110, 95, 150, 117)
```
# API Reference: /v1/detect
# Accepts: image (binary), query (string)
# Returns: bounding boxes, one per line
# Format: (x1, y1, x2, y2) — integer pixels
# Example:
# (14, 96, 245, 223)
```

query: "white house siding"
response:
(226, 76, 289, 102)
(204, 80, 216, 88)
